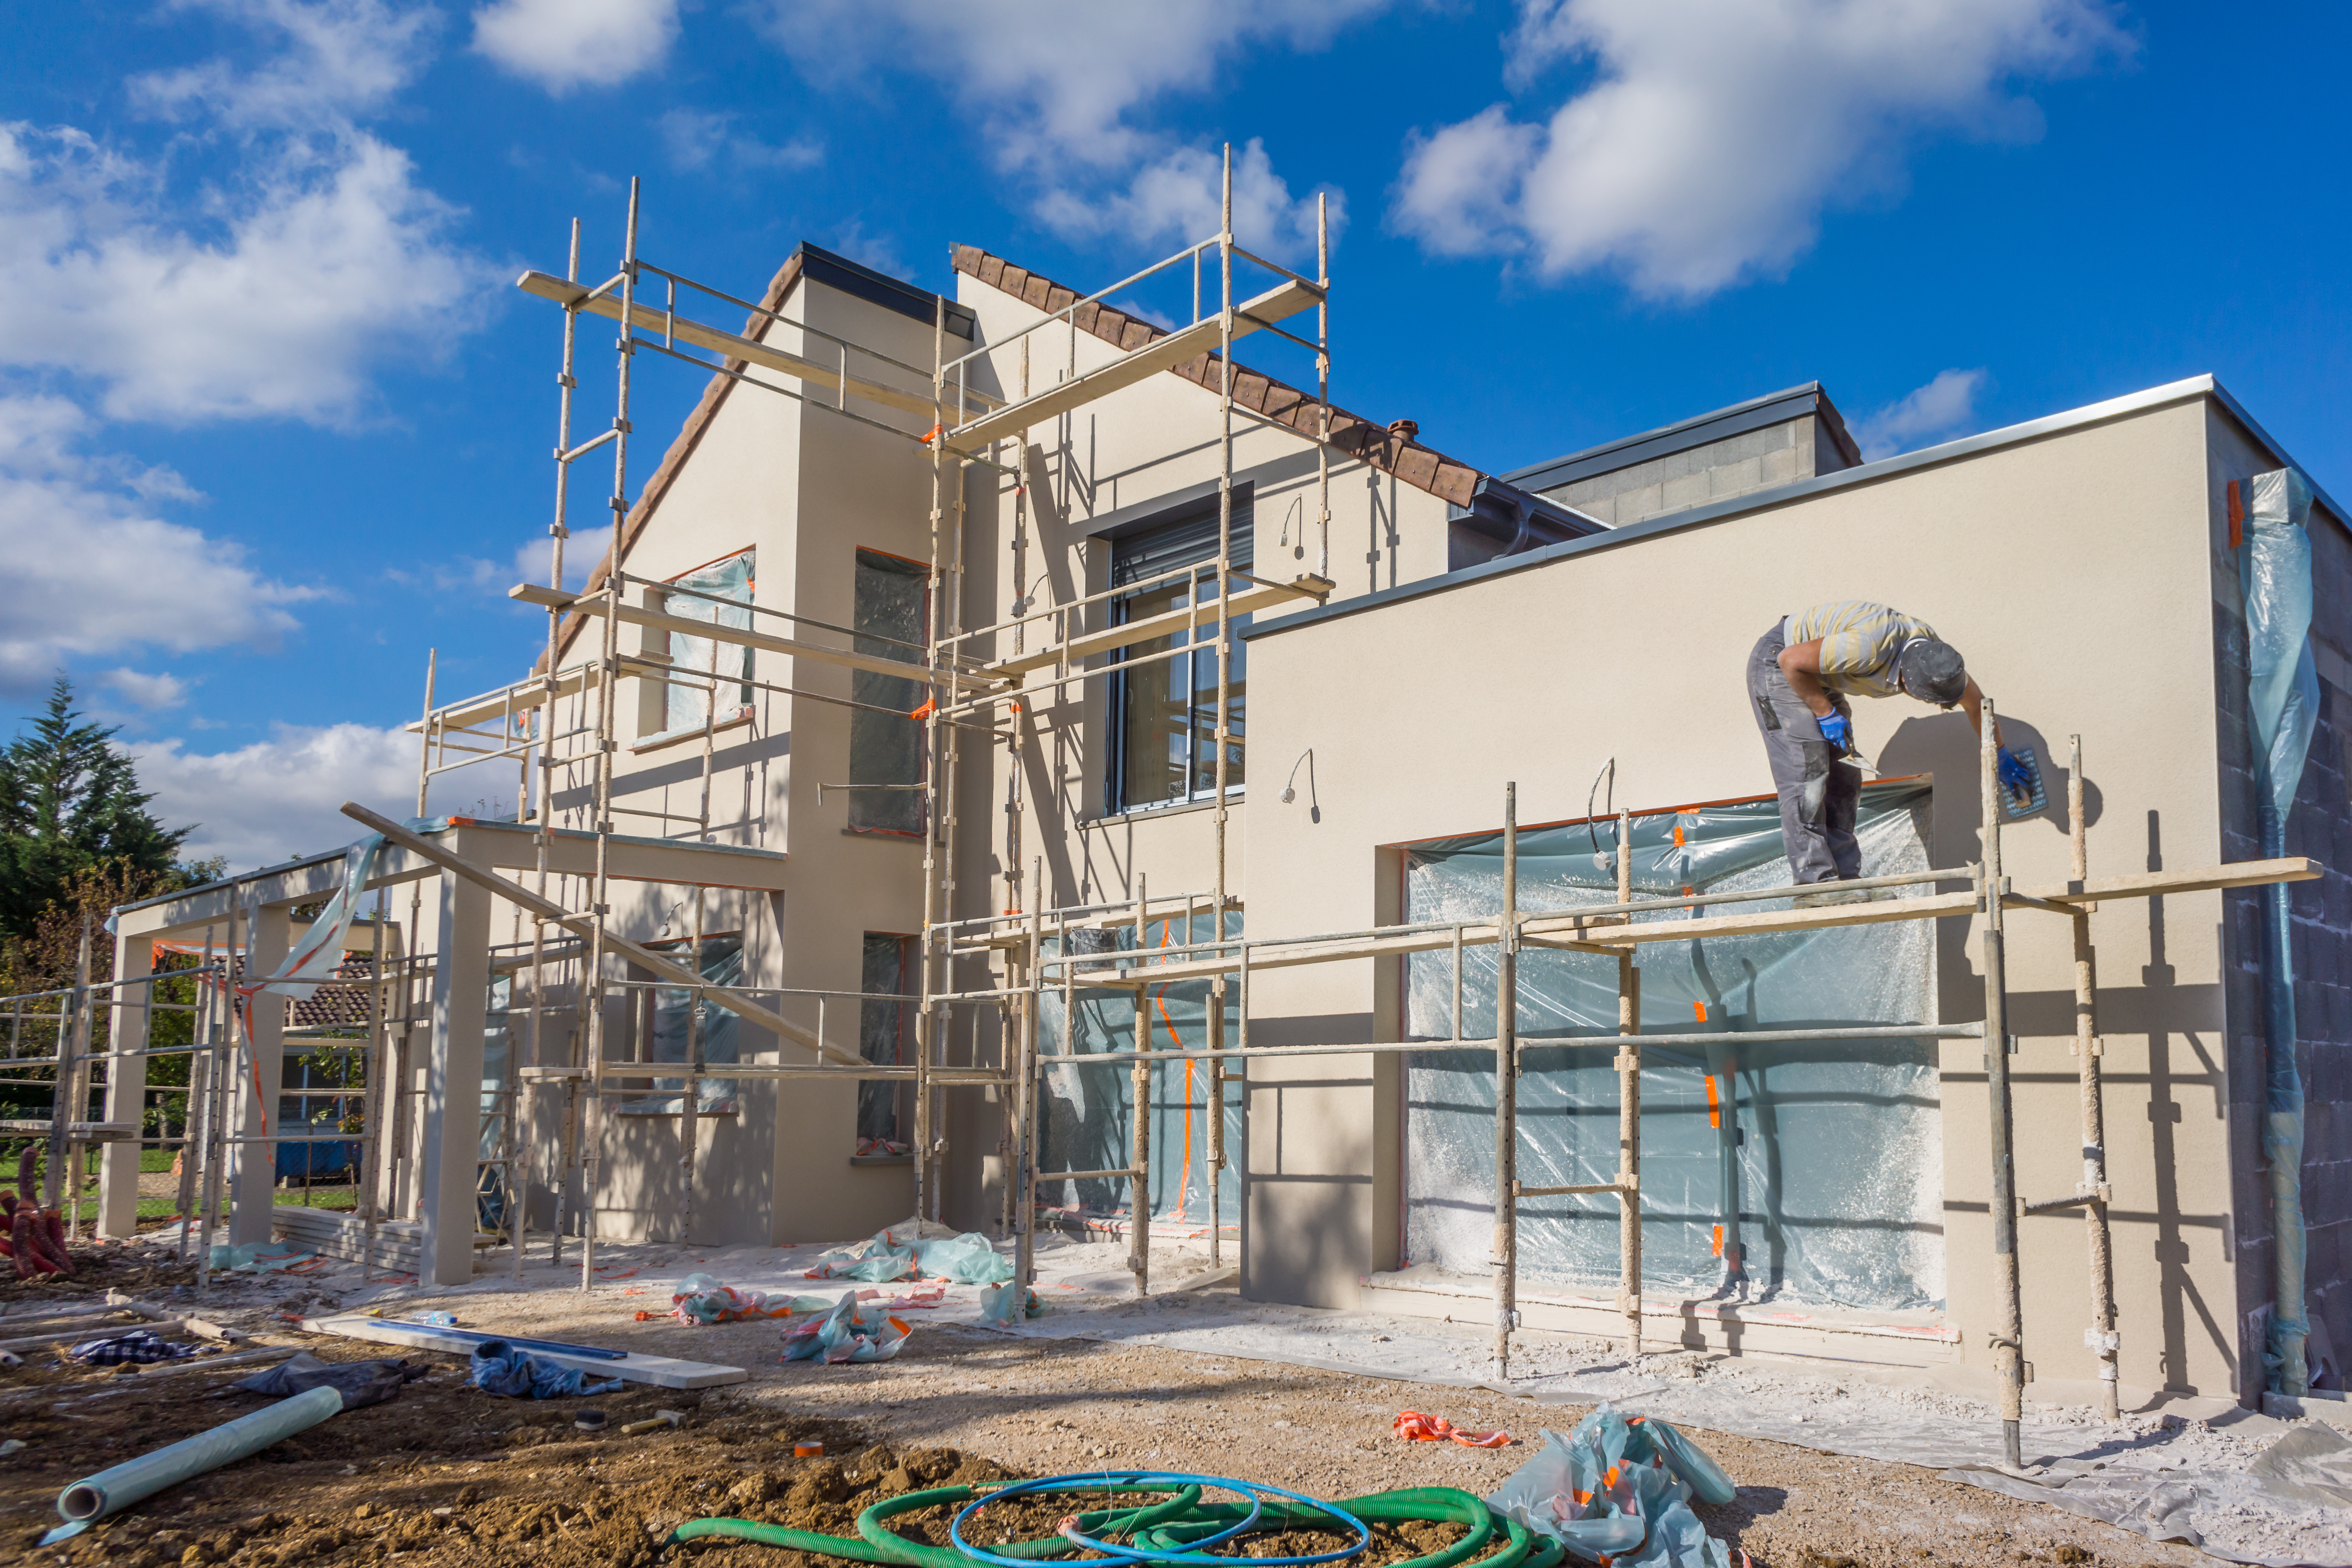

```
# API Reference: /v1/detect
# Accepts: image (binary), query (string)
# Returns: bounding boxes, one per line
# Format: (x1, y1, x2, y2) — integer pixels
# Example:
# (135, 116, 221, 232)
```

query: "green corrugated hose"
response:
(668, 1482, 1566, 1568)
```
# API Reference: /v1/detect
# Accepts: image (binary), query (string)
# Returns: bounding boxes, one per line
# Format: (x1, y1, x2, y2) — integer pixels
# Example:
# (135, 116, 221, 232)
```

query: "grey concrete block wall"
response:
(2213, 454, 2352, 1395)
(1536, 415, 1827, 529)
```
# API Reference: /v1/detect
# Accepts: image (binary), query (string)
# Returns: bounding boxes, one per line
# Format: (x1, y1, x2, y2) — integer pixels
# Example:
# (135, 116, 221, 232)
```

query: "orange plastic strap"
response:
(909, 698, 937, 722)
(1705, 1074, 1720, 1128)
(1393, 1410, 1511, 1448)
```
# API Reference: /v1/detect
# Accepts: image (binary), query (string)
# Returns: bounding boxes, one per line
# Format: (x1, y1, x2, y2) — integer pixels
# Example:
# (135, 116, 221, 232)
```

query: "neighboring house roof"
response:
(1500, 382, 1862, 496)
(949, 243, 1486, 509)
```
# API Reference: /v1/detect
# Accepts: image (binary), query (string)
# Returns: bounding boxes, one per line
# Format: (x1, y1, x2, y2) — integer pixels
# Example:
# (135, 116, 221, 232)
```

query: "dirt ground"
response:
(0, 1265, 2216, 1568)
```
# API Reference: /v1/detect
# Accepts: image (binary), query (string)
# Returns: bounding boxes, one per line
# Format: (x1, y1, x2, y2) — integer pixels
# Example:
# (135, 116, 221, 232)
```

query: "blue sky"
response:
(4, 0, 2344, 869)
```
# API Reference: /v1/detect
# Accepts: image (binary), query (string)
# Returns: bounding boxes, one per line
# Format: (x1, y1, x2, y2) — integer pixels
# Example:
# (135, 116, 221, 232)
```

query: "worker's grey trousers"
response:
(1748, 624, 1862, 884)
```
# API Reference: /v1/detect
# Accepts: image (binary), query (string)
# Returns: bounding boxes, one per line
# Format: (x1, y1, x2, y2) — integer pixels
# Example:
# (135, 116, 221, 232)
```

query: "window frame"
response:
(845, 545, 933, 839)
(1105, 489, 1254, 818)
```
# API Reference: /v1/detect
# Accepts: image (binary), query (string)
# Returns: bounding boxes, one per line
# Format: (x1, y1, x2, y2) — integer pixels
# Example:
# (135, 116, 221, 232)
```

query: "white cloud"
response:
(393, 520, 614, 598)
(0, 396, 318, 691)
(1035, 139, 1342, 264)
(1853, 367, 1988, 460)
(656, 108, 821, 176)
(824, 220, 905, 281)
(752, 1, 1377, 259)
(473, 0, 680, 92)
(133, 0, 439, 130)
(759, 2, 1386, 169)
(521, 521, 614, 595)
(1392, 0, 2128, 298)
(0, 122, 494, 427)
(131, 721, 502, 872)
(101, 668, 193, 710)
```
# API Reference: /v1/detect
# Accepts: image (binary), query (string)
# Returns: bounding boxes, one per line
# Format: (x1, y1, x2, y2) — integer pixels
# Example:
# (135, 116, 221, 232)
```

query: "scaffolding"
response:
(388, 147, 1336, 1286)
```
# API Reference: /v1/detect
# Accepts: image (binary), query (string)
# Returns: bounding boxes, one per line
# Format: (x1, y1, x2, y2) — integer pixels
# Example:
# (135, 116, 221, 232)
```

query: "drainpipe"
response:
(2239, 466, 2318, 1396)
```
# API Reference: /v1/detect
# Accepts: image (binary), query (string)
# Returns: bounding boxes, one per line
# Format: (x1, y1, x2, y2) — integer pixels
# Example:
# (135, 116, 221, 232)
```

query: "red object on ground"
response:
(1393, 1410, 1511, 1448)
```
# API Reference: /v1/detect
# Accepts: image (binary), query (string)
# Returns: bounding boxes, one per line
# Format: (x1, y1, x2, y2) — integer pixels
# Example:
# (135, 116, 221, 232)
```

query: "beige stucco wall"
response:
(1239, 392, 2254, 1398)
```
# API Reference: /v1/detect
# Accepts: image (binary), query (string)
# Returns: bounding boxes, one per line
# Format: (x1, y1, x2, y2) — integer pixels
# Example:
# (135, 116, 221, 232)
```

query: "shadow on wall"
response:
(1877, 710, 2103, 841)
(1243, 1155, 1371, 1310)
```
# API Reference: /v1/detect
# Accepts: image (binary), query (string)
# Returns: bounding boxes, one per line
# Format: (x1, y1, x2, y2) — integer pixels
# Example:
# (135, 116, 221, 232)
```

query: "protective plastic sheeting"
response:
(661, 552, 755, 737)
(1403, 783, 1944, 1311)
(615, 938, 744, 1115)
(2240, 466, 2320, 1393)
(1035, 910, 1241, 1226)
(849, 549, 926, 837)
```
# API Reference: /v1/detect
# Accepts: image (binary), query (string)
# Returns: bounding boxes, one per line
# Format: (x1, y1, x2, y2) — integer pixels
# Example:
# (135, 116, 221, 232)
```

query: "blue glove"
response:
(1997, 747, 2035, 802)
(1816, 709, 1854, 753)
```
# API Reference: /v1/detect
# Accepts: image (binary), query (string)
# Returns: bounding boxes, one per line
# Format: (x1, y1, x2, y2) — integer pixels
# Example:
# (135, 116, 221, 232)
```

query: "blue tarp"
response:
(273, 1137, 358, 1181)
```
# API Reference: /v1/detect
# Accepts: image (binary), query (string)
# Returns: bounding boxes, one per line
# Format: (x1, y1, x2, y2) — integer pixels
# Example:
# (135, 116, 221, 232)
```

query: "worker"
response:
(1748, 601, 2034, 904)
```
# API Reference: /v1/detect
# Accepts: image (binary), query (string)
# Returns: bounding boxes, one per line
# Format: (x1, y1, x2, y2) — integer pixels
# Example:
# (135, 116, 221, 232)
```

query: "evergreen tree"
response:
(0, 676, 196, 949)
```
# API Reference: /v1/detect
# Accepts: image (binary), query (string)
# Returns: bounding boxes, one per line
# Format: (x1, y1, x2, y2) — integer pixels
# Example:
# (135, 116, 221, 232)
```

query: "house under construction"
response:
(41, 154, 2350, 1461)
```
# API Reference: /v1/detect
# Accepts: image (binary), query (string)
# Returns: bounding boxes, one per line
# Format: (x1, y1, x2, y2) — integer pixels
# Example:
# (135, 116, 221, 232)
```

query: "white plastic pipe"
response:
(55, 1384, 344, 1525)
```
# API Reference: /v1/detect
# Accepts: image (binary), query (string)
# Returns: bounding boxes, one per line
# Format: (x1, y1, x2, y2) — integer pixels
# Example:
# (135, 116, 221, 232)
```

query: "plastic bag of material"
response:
(1640, 1415, 1736, 1506)
(805, 1230, 917, 1283)
(913, 1232, 1014, 1285)
(233, 1353, 426, 1410)
(1488, 1406, 1732, 1568)
(467, 1340, 625, 1399)
(669, 1273, 794, 1325)
(780, 1291, 910, 1364)
(978, 1283, 1043, 1325)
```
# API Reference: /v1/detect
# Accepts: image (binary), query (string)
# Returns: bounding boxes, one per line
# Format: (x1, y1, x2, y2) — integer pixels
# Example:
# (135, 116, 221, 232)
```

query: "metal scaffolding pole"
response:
(1130, 874, 1152, 1294)
(1491, 783, 1518, 1378)
(2068, 735, 2122, 1416)
(1980, 700, 2026, 1470)
(1615, 810, 1643, 1361)
(578, 177, 640, 1290)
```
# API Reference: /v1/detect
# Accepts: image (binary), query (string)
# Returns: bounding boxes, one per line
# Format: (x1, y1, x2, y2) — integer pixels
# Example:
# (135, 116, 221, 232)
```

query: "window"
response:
(856, 933, 913, 1155)
(1110, 497, 1251, 813)
(848, 548, 929, 835)
(645, 551, 754, 741)
(615, 936, 745, 1115)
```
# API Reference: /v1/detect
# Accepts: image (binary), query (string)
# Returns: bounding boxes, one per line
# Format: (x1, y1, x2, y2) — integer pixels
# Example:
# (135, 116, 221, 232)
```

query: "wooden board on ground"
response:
(299, 1314, 747, 1390)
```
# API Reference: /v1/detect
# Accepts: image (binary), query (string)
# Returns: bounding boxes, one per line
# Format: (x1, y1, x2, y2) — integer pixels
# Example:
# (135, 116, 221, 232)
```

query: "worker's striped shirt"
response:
(1786, 602, 1938, 698)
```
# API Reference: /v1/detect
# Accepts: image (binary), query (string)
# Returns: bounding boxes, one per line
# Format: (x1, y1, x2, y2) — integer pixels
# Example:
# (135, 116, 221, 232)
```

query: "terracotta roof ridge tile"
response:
(948, 242, 1483, 509)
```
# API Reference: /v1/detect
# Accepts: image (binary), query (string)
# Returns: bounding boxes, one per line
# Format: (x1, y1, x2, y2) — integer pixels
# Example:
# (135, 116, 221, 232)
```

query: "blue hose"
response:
(951, 1471, 1370, 1568)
